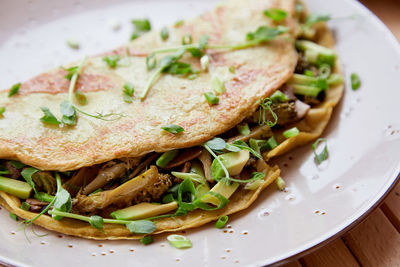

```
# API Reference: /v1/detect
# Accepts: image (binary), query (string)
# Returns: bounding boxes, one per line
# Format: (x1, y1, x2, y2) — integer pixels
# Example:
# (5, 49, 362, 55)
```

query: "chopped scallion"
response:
(182, 34, 193, 45)
(0, 107, 5, 117)
(8, 83, 21, 97)
(161, 124, 184, 134)
(283, 127, 300, 138)
(228, 66, 236, 73)
(174, 20, 184, 27)
(160, 27, 169, 41)
(237, 123, 250, 136)
(266, 136, 278, 150)
(215, 215, 229, 229)
(9, 212, 18, 221)
(275, 177, 286, 191)
(204, 92, 219, 105)
(312, 138, 329, 165)
(21, 202, 30, 211)
(350, 73, 361, 90)
(212, 77, 226, 95)
(103, 55, 120, 68)
(167, 234, 192, 249)
(200, 55, 210, 71)
(123, 82, 135, 103)
(269, 90, 289, 103)
(66, 39, 79, 49)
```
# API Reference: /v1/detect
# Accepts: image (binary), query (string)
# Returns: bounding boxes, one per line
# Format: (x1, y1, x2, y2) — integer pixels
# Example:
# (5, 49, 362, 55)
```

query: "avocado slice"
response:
(0, 176, 32, 199)
(110, 201, 178, 220)
(201, 180, 239, 206)
(211, 150, 249, 180)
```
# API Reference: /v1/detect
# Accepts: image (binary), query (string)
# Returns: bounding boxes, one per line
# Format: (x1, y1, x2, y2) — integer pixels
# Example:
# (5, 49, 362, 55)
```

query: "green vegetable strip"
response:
(351, 73, 361, 90)
(312, 138, 329, 164)
(140, 236, 153, 245)
(215, 215, 229, 229)
(203, 144, 230, 180)
(283, 127, 300, 138)
(276, 177, 286, 191)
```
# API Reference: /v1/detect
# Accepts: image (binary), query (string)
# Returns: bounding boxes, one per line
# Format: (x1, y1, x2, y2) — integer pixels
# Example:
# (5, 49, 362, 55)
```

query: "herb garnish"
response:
(283, 127, 300, 138)
(0, 107, 5, 117)
(103, 55, 120, 68)
(212, 77, 226, 95)
(305, 14, 331, 27)
(167, 234, 192, 249)
(215, 215, 228, 229)
(21, 167, 39, 194)
(162, 124, 184, 134)
(182, 34, 193, 45)
(160, 27, 169, 41)
(275, 176, 286, 191)
(351, 73, 361, 90)
(258, 98, 278, 127)
(140, 236, 153, 245)
(66, 39, 79, 49)
(312, 138, 329, 165)
(174, 20, 184, 27)
(131, 19, 151, 40)
(8, 83, 21, 97)
(264, 8, 288, 22)
(123, 82, 135, 103)
(75, 90, 87, 105)
(204, 92, 219, 105)
(41, 57, 123, 126)
(9, 213, 18, 221)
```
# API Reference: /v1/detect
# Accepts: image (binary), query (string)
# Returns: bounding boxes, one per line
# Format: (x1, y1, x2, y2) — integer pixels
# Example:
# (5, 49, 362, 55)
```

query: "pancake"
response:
(0, 0, 344, 240)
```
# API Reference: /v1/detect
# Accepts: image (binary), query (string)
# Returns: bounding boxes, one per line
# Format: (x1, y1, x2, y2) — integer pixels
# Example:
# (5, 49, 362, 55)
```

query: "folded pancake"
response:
(0, 0, 344, 240)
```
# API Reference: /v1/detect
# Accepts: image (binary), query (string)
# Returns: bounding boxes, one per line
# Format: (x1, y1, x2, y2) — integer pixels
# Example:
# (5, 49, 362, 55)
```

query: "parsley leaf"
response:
(126, 220, 156, 234)
(40, 107, 61, 125)
(131, 19, 151, 40)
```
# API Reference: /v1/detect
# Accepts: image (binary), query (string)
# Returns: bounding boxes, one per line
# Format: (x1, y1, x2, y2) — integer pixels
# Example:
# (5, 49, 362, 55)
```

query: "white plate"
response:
(0, 0, 399, 266)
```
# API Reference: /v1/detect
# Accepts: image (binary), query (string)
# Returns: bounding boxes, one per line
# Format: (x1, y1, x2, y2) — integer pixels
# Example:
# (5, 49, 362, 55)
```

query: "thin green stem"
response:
(68, 57, 87, 103)
(203, 144, 230, 180)
(140, 68, 163, 100)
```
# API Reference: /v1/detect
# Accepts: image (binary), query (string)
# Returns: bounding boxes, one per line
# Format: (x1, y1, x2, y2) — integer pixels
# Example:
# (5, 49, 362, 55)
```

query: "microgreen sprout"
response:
(131, 19, 151, 40)
(258, 98, 278, 127)
(351, 73, 361, 90)
(8, 83, 21, 97)
(264, 8, 288, 22)
(161, 124, 184, 134)
(0, 107, 5, 117)
(215, 215, 229, 229)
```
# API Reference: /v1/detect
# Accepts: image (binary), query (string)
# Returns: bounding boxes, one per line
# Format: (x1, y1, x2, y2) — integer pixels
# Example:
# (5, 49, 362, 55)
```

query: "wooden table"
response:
(282, 1, 400, 266)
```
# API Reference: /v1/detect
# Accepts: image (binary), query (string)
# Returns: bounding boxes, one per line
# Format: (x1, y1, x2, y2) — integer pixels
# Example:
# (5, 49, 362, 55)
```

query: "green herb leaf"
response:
(351, 73, 361, 90)
(225, 143, 242, 152)
(60, 101, 77, 126)
(140, 236, 153, 245)
(161, 124, 184, 134)
(204, 137, 226, 151)
(53, 186, 72, 220)
(103, 55, 120, 68)
(89, 215, 104, 230)
(132, 19, 151, 32)
(34, 192, 55, 203)
(0, 107, 5, 117)
(204, 92, 219, 105)
(64, 66, 79, 81)
(10, 161, 26, 169)
(269, 90, 289, 103)
(126, 220, 156, 234)
(312, 138, 329, 165)
(246, 26, 288, 43)
(264, 8, 288, 22)
(75, 90, 87, 105)
(258, 98, 278, 127)
(215, 215, 228, 229)
(21, 167, 39, 194)
(160, 27, 169, 41)
(167, 234, 192, 249)
(8, 83, 21, 97)
(212, 77, 226, 95)
(163, 62, 195, 75)
(9, 212, 18, 221)
(305, 14, 331, 27)
(123, 82, 135, 103)
(237, 123, 250, 136)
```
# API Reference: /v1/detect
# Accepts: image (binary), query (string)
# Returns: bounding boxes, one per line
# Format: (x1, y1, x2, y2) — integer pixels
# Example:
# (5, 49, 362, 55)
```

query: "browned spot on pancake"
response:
(101, 46, 148, 57)
(17, 69, 117, 95)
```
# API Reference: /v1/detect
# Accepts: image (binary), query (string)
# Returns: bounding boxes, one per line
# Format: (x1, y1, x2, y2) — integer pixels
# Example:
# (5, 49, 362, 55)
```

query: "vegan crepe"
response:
(0, 0, 299, 171)
(0, 0, 344, 240)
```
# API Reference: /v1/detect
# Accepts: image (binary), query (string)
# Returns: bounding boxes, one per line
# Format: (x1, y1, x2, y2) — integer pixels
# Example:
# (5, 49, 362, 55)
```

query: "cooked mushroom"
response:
(74, 166, 171, 213)
(82, 162, 127, 195)
(4, 161, 20, 180)
(128, 153, 158, 179)
(64, 166, 99, 196)
(198, 150, 213, 183)
(31, 171, 57, 195)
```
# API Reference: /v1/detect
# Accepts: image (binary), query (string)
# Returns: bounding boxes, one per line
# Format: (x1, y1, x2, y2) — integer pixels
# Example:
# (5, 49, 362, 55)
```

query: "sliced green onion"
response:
(318, 64, 331, 79)
(244, 179, 264, 190)
(215, 215, 229, 229)
(182, 34, 193, 45)
(312, 138, 329, 165)
(0, 107, 5, 117)
(264, 8, 288, 22)
(160, 27, 169, 41)
(21, 202, 30, 211)
(140, 236, 153, 245)
(66, 39, 79, 49)
(123, 82, 135, 103)
(283, 127, 299, 138)
(167, 234, 192, 249)
(156, 150, 179, 168)
(266, 136, 278, 149)
(174, 20, 184, 27)
(228, 66, 235, 74)
(212, 77, 226, 95)
(270, 90, 289, 103)
(103, 55, 120, 68)
(276, 177, 286, 191)
(194, 191, 229, 211)
(204, 92, 219, 105)
(8, 83, 21, 97)
(304, 70, 314, 77)
(171, 171, 206, 184)
(161, 124, 184, 134)
(9, 212, 18, 221)
(200, 55, 210, 71)
(351, 73, 361, 90)
(177, 179, 197, 212)
(327, 74, 344, 86)
(292, 84, 322, 97)
(237, 123, 250, 136)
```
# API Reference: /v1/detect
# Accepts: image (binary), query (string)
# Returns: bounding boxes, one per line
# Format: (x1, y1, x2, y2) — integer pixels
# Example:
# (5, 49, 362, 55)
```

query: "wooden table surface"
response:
(282, 0, 400, 266)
